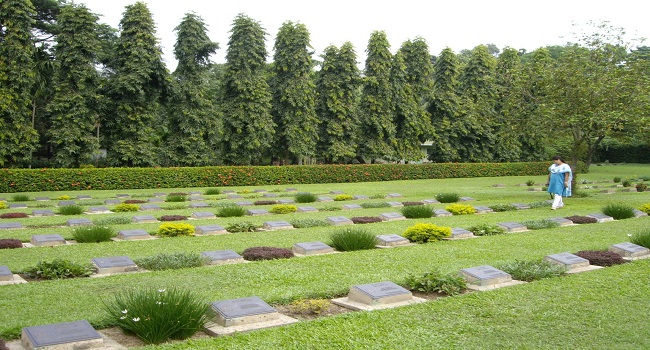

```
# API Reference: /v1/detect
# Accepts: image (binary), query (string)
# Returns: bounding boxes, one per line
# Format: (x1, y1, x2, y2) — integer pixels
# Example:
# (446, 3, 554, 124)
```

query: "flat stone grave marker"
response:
(474, 206, 494, 214)
(9, 203, 28, 209)
(330, 190, 345, 194)
(459, 197, 475, 202)
(190, 202, 211, 208)
(327, 216, 354, 226)
(0, 265, 13, 281)
(347, 281, 413, 306)
(86, 206, 110, 214)
(210, 296, 278, 327)
(104, 199, 121, 205)
(460, 265, 512, 286)
(76, 195, 92, 200)
(254, 189, 268, 193)
(376, 234, 410, 247)
(195, 225, 227, 235)
(543, 252, 591, 271)
(236, 201, 254, 206)
(511, 203, 531, 210)
(293, 241, 334, 255)
(117, 229, 152, 240)
(201, 250, 244, 264)
(586, 213, 614, 223)
(58, 200, 76, 206)
(92, 256, 138, 274)
(549, 217, 574, 226)
(189, 195, 205, 201)
(620, 187, 637, 192)
(262, 193, 278, 198)
(31, 234, 66, 247)
(353, 195, 369, 200)
(188, 191, 202, 195)
(422, 199, 440, 204)
(386, 193, 403, 198)
(262, 221, 294, 230)
(22, 320, 103, 350)
(222, 190, 236, 194)
(386, 201, 403, 207)
(317, 196, 334, 202)
(35, 197, 50, 201)
(449, 227, 475, 239)
(343, 204, 363, 210)
(493, 184, 506, 188)
(148, 197, 164, 203)
(285, 188, 298, 192)
(116, 194, 130, 198)
(227, 194, 243, 199)
(633, 209, 648, 218)
(32, 209, 54, 217)
(609, 243, 650, 259)
(192, 212, 216, 219)
(379, 212, 406, 221)
(277, 199, 295, 204)
(0, 222, 23, 230)
(527, 187, 543, 192)
(297, 206, 318, 213)
(67, 218, 92, 227)
(247, 209, 270, 216)
(497, 222, 527, 232)
(132, 215, 158, 223)
(153, 192, 167, 197)
(601, 189, 616, 194)
(140, 204, 162, 211)
(433, 209, 452, 217)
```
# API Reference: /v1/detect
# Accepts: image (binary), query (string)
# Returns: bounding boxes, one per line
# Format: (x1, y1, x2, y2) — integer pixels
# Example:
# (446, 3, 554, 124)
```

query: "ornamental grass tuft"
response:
(520, 219, 561, 230)
(602, 203, 636, 220)
(24, 259, 94, 280)
(57, 205, 84, 215)
(328, 228, 377, 251)
(72, 226, 116, 243)
(401, 205, 433, 218)
(435, 192, 460, 203)
(217, 206, 246, 217)
(11, 194, 30, 202)
(204, 188, 221, 195)
(497, 260, 567, 282)
(134, 252, 208, 271)
(294, 192, 317, 203)
(630, 228, 650, 248)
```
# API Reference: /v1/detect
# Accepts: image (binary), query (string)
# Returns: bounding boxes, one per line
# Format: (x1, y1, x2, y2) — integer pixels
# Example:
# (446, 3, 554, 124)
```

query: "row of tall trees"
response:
(1, 1, 648, 168)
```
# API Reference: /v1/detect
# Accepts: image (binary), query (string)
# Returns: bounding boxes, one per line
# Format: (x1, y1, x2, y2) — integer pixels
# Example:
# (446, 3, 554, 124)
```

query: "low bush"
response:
(157, 223, 195, 237)
(112, 203, 139, 212)
(467, 223, 507, 236)
(564, 216, 598, 224)
(290, 219, 332, 228)
(103, 287, 209, 344)
(520, 219, 560, 230)
(93, 216, 133, 226)
(402, 223, 451, 243)
(445, 204, 476, 215)
(204, 188, 221, 195)
(24, 259, 94, 279)
(11, 194, 30, 202)
(294, 192, 317, 203)
(489, 204, 517, 212)
(622, 179, 632, 187)
(165, 194, 186, 202)
(134, 252, 207, 271)
(217, 206, 246, 217)
(639, 203, 650, 214)
(404, 269, 467, 296)
(288, 299, 332, 315)
(360, 202, 391, 209)
(0, 238, 23, 249)
(635, 183, 647, 192)
(401, 205, 433, 219)
(435, 192, 460, 203)
(159, 215, 188, 221)
(574, 250, 626, 267)
(72, 226, 116, 243)
(328, 227, 377, 251)
(631, 228, 650, 248)
(613, 176, 621, 183)
(123, 199, 147, 204)
(402, 201, 424, 206)
(57, 205, 84, 215)
(528, 201, 549, 209)
(350, 216, 382, 224)
(242, 246, 294, 261)
(0, 212, 29, 219)
(0, 202, 6, 210)
(226, 221, 259, 233)
(370, 193, 386, 199)
(526, 179, 535, 186)
(334, 194, 354, 201)
(497, 260, 567, 282)
(602, 203, 636, 220)
(320, 205, 342, 211)
(640, 175, 650, 181)
(56, 195, 71, 200)
(254, 200, 277, 206)
(269, 204, 297, 214)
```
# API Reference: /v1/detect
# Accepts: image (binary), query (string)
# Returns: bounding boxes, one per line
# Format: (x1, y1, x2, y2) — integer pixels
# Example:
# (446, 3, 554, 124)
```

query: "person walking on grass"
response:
(546, 156, 572, 210)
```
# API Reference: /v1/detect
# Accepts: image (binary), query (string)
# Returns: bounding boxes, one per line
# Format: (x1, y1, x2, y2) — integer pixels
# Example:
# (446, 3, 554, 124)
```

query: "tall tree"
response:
(316, 42, 361, 163)
(221, 14, 275, 165)
(47, 4, 101, 167)
(104, 2, 169, 166)
(493, 47, 524, 161)
(358, 30, 395, 162)
(0, 0, 39, 166)
(270, 21, 319, 165)
(166, 12, 220, 166)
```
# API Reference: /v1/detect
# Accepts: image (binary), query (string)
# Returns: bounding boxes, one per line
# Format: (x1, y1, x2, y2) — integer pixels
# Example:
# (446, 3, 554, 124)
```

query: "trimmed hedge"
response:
(0, 162, 548, 193)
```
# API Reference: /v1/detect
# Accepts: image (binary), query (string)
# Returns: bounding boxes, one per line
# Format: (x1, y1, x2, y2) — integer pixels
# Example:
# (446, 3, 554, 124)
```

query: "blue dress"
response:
(548, 163, 572, 197)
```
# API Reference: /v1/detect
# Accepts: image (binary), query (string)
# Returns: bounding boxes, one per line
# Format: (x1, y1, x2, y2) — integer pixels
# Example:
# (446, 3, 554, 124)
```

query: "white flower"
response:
(122, 309, 128, 314)
(120, 316, 126, 320)
(628, 234, 632, 237)
(156, 301, 163, 305)
(132, 317, 140, 322)
(158, 289, 166, 293)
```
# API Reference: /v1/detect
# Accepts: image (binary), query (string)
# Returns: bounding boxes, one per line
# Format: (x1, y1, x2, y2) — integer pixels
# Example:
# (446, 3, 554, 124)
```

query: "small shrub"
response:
(467, 223, 507, 236)
(0, 238, 23, 249)
(0, 212, 29, 219)
(320, 205, 342, 211)
(242, 246, 294, 261)
(564, 216, 598, 224)
(602, 203, 635, 220)
(370, 193, 386, 199)
(525, 179, 535, 186)
(112, 203, 139, 212)
(636, 183, 648, 192)
(204, 188, 221, 195)
(622, 179, 632, 187)
(639, 203, 650, 214)
(612, 176, 621, 183)
(574, 250, 626, 267)
(134, 252, 208, 271)
(217, 206, 246, 217)
(489, 204, 517, 212)
(124, 199, 147, 204)
(402, 201, 424, 206)
(435, 192, 460, 203)
(93, 216, 132, 226)
(165, 194, 186, 202)
(497, 260, 567, 282)
(639, 175, 650, 181)
(445, 204, 476, 215)
(360, 202, 391, 209)
(528, 201, 549, 209)
(270, 204, 297, 214)
(254, 200, 277, 206)
(11, 194, 30, 202)
(350, 216, 382, 224)
(520, 219, 560, 230)
(226, 221, 259, 233)
(631, 228, 650, 248)
(103, 287, 209, 344)
(159, 215, 188, 221)
(0, 202, 7, 210)
(402, 223, 451, 243)
(334, 194, 354, 201)
(57, 205, 84, 215)
(288, 299, 332, 315)
(328, 227, 377, 251)
(401, 205, 433, 219)
(294, 192, 317, 203)
(404, 270, 467, 296)
(73, 226, 116, 243)
(56, 195, 71, 200)
(24, 259, 93, 279)
(157, 223, 195, 237)
(289, 219, 332, 228)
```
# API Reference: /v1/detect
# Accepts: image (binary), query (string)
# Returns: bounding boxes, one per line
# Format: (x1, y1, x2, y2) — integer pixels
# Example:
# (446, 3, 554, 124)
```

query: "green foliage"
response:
(404, 269, 467, 296)
(445, 204, 476, 215)
(467, 223, 507, 236)
(520, 219, 561, 230)
(489, 203, 517, 212)
(401, 205, 433, 218)
(157, 223, 195, 237)
(56, 195, 71, 200)
(57, 205, 84, 215)
(333, 194, 353, 201)
(226, 221, 258, 233)
(288, 299, 331, 315)
(289, 219, 331, 228)
(402, 223, 451, 243)
(630, 228, 650, 248)
(328, 227, 377, 251)
(134, 252, 207, 271)
(24, 259, 93, 279)
(269, 204, 297, 214)
(528, 201, 549, 209)
(103, 287, 209, 344)
(217, 206, 246, 217)
(165, 194, 186, 202)
(526, 179, 536, 186)
(11, 194, 29, 202)
(360, 202, 391, 209)
(320, 205, 342, 211)
(0, 202, 7, 210)
(204, 188, 221, 195)
(294, 192, 317, 203)
(72, 226, 116, 243)
(112, 203, 139, 212)
(639, 203, 650, 214)
(435, 192, 460, 203)
(621, 179, 632, 187)
(602, 203, 636, 220)
(93, 216, 132, 226)
(636, 183, 647, 192)
(497, 260, 567, 282)
(613, 176, 621, 183)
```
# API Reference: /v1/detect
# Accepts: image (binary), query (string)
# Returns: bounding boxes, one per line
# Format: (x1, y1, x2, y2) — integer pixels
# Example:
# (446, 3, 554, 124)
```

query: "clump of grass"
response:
(11, 194, 30, 202)
(289, 219, 332, 228)
(162, 204, 187, 210)
(24, 259, 94, 280)
(73, 226, 116, 243)
(613, 176, 621, 183)
(226, 221, 259, 233)
(602, 203, 636, 220)
(520, 219, 561, 230)
(435, 192, 460, 203)
(631, 228, 650, 248)
(112, 203, 139, 212)
(320, 205, 342, 211)
(294, 192, 317, 203)
(57, 205, 84, 215)
(360, 202, 391, 209)
(204, 188, 221, 195)
(401, 205, 433, 218)
(134, 252, 207, 271)
(165, 194, 186, 202)
(103, 287, 209, 344)
(489, 204, 517, 212)
(370, 194, 386, 199)
(497, 260, 567, 282)
(328, 227, 377, 251)
(402, 223, 451, 243)
(0, 238, 23, 249)
(242, 247, 293, 261)
(528, 201, 549, 209)
(217, 206, 246, 217)
(404, 269, 467, 296)
(467, 223, 507, 236)
(525, 179, 536, 186)
(574, 250, 626, 267)
(93, 216, 133, 226)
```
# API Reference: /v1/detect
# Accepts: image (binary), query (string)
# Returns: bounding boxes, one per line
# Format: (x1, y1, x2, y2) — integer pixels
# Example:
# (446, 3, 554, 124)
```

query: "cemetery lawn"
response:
(0, 164, 648, 347)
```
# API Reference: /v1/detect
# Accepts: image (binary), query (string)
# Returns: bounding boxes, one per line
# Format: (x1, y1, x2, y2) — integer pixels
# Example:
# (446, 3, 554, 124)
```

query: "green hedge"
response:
(0, 162, 548, 193)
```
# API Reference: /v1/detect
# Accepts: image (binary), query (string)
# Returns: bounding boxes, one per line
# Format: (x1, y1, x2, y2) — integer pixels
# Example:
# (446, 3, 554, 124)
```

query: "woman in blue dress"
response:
(546, 156, 572, 210)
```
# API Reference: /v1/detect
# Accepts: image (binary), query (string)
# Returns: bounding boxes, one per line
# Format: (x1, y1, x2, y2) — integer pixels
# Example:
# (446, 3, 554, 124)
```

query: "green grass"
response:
(401, 205, 433, 218)
(630, 228, 650, 248)
(72, 226, 116, 243)
(56, 205, 84, 215)
(328, 227, 377, 251)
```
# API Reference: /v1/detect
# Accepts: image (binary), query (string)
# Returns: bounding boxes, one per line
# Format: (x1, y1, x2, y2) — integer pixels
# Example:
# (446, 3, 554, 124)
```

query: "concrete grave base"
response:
(21, 320, 104, 350)
(331, 296, 426, 311)
(564, 265, 605, 274)
(0, 275, 27, 286)
(89, 270, 149, 279)
(375, 243, 416, 249)
(7, 331, 127, 350)
(203, 314, 298, 337)
(466, 280, 527, 291)
(622, 255, 650, 261)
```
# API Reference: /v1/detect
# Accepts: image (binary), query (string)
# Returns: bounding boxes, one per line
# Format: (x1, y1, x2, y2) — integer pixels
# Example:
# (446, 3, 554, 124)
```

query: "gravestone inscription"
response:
(21, 320, 103, 350)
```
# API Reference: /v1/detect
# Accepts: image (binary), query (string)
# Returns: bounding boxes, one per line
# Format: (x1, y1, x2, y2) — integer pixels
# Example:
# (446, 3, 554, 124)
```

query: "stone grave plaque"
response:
(0, 222, 23, 230)
(586, 213, 614, 223)
(0, 197, 5, 201)
(262, 221, 294, 230)
(492, 184, 506, 188)
(190, 202, 211, 208)
(460, 265, 512, 286)
(153, 192, 167, 197)
(263, 193, 279, 198)
(317, 196, 334, 202)
(76, 195, 92, 200)
(544, 252, 590, 270)
(66, 218, 92, 227)
(527, 187, 543, 192)
(236, 201, 254, 206)
(104, 199, 121, 205)
(92, 256, 138, 274)
(227, 194, 243, 199)
(148, 197, 164, 203)
(497, 222, 527, 232)
(343, 204, 363, 210)
(201, 250, 244, 264)
(601, 189, 616, 194)
(620, 187, 637, 193)
(450, 227, 474, 239)
(140, 204, 162, 211)
(58, 200, 76, 206)
(247, 209, 270, 216)
(348, 281, 412, 306)
(35, 197, 50, 201)
(222, 190, 236, 194)
(31, 234, 66, 246)
(609, 243, 650, 258)
(277, 199, 295, 204)
(386, 201, 403, 207)
(0, 265, 14, 281)
(459, 197, 475, 202)
(330, 190, 345, 194)
(195, 225, 227, 235)
(327, 216, 354, 226)
(633, 209, 648, 218)
(353, 195, 369, 200)
(192, 212, 216, 219)
(296, 206, 318, 213)
(376, 234, 409, 247)
(32, 209, 54, 217)
(285, 188, 298, 192)
(386, 193, 403, 198)
(474, 206, 494, 214)
(132, 215, 158, 223)
(117, 229, 152, 240)
(549, 217, 574, 226)
(293, 241, 334, 255)
(422, 199, 440, 204)
(86, 206, 110, 214)
(254, 189, 268, 193)
(433, 209, 452, 217)
(210, 296, 278, 327)
(189, 195, 205, 201)
(511, 203, 531, 210)
(379, 212, 406, 221)
(188, 191, 202, 195)
(9, 203, 28, 209)
(22, 320, 103, 350)
(116, 194, 130, 198)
